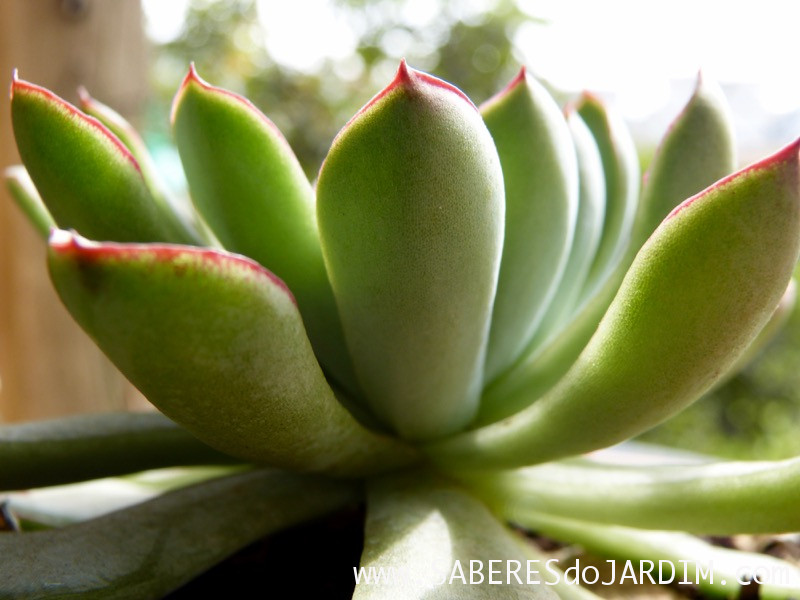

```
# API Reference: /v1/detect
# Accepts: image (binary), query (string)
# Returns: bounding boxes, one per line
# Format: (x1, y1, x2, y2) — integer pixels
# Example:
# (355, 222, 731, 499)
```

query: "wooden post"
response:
(0, 0, 149, 422)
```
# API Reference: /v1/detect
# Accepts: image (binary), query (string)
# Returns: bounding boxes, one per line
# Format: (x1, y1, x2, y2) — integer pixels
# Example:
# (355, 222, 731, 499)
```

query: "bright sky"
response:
(141, 0, 800, 153)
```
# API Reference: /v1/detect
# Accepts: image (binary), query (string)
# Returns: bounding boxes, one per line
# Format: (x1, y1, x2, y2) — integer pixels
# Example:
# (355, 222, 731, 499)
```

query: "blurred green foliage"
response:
(146, 0, 800, 460)
(147, 0, 530, 178)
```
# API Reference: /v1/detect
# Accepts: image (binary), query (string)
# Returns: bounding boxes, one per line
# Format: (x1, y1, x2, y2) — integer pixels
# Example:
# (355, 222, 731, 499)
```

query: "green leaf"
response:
(317, 61, 504, 441)
(478, 270, 621, 425)
(0, 412, 236, 492)
(427, 139, 800, 470)
(711, 278, 797, 390)
(0, 469, 359, 598)
(10, 74, 195, 245)
(464, 453, 800, 534)
(353, 472, 558, 599)
(47, 231, 417, 476)
(480, 79, 736, 424)
(507, 512, 800, 600)
(510, 110, 606, 367)
(171, 66, 358, 393)
(481, 68, 578, 383)
(4, 165, 54, 239)
(77, 86, 207, 246)
(632, 73, 736, 247)
(577, 94, 640, 303)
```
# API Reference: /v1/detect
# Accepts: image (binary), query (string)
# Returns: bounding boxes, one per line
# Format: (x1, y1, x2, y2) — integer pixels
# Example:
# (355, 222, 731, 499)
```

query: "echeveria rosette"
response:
(5, 62, 800, 599)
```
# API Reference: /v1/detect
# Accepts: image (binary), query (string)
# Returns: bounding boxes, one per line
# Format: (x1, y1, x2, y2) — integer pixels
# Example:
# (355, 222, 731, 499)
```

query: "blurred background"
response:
(1, 0, 799, 458)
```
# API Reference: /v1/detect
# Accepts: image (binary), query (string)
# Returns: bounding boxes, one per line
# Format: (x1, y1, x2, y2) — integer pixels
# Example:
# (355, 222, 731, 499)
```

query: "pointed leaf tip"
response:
(350, 61, 477, 129)
(171, 64, 286, 142)
(481, 65, 528, 111)
(12, 76, 142, 174)
(318, 63, 502, 439)
(667, 136, 800, 222)
(76, 85, 92, 109)
(9, 68, 19, 99)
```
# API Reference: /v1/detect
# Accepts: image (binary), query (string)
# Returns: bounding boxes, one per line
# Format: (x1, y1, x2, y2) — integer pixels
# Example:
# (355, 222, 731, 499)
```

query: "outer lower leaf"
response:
(0, 412, 235, 492)
(481, 68, 578, 383)
(509, 512, 800, 600)
(171, 66, 358, 393)
(317, 61, 504, 440)
(10, 74, 195, 245)
(0, 469, 359, 599)
(428, 139, 800, 470)
(6, 467, 241, 527)
(632, 73, 736, 248)
(353, 473, 558, 599)
(464, 454, 800, 534)
(47, 231, 416, 476)
(577, 93, 640, 303)
(77, 87, 206, 245)
(4, 165, 53, 239)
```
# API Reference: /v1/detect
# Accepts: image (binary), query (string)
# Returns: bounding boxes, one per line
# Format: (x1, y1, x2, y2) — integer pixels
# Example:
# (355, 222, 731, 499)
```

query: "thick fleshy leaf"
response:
(464, 454, 800, 534)
(1, 469, 359, 598)
(353, 473, 557, 599)
(4, 165, 53, 239)
(317, 61, 504, 440)
(509, 512, 800, 600)
(6, 467, 240, 527)
(514, 110, 606, 362)
(480, 98, 639, 423)
(495, 79, 734, 414)
(632, 73, 736, 247)
(478, 270, 622, 425)
(480, 67, 578, 383)
(77, 86, 207, 245)
(577, 93, 640, 303)
(10, 74, 195, 245)
(46, 231, 416, 476)
(0, 412, 236, 492)
(171, 66, 358, 392)
(428, 139, 800, 470)
(711, 278, 797, 391)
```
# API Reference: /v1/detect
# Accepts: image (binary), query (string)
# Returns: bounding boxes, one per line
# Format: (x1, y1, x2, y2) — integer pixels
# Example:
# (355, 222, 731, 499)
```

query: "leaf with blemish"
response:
(47, 231, 416, 476)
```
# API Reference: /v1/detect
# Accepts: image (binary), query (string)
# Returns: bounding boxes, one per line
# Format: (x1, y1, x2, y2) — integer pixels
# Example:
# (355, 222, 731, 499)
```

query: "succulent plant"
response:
(3, 60, 800, 598)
